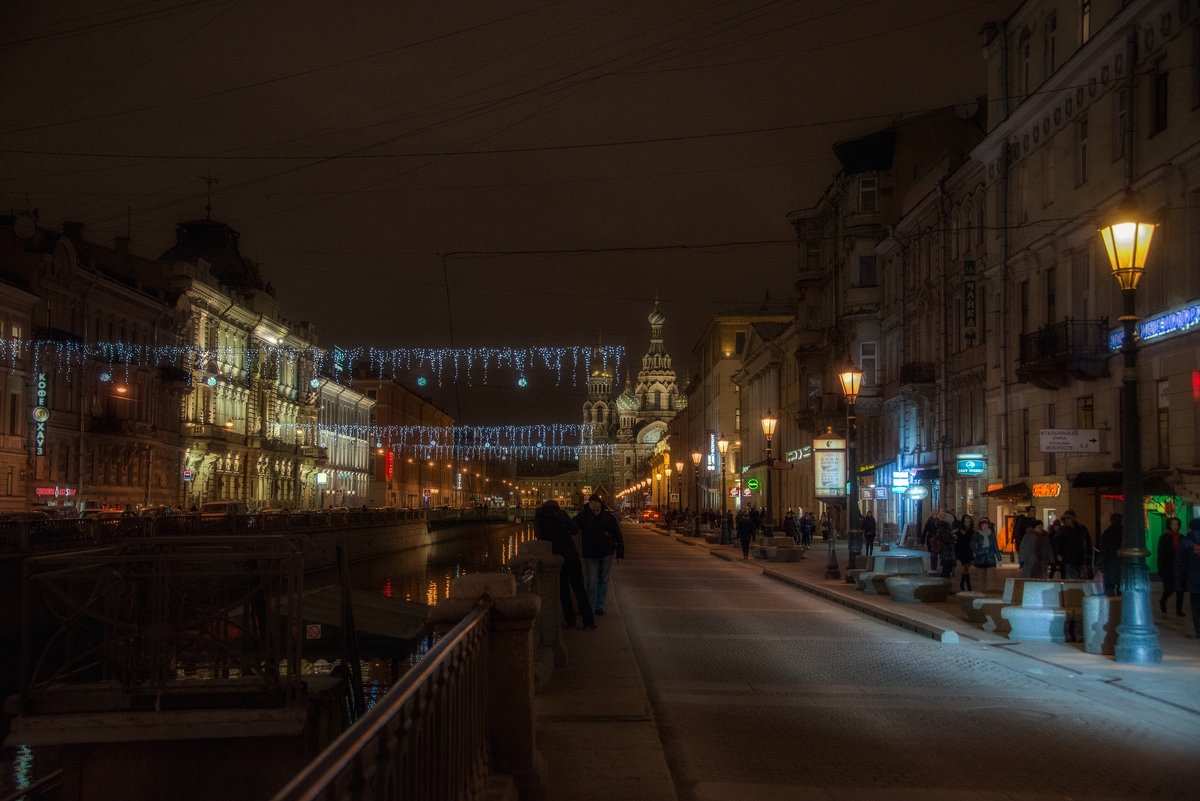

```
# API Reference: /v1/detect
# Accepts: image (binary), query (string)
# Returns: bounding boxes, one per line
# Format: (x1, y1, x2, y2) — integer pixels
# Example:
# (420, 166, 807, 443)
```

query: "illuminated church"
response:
(580, 301, 684, 503)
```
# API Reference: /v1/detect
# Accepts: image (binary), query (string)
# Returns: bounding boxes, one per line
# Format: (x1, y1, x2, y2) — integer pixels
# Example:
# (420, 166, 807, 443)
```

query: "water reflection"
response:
(0, 521, 535, 795)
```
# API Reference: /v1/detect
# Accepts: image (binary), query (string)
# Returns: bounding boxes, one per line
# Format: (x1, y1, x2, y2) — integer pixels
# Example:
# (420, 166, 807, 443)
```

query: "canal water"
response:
(0, 520, 536, 798)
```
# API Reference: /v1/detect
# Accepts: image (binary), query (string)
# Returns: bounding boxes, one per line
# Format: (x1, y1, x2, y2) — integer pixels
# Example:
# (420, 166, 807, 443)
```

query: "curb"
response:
(757, 565, 959, 643)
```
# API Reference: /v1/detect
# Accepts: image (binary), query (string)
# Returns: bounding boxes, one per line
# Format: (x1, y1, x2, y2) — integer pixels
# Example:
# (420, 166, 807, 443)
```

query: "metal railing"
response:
(1018, 317, 1109, 366)
(270, 602, 492, 801)
(16, 536, 305, 705)
(0, 507, 514, 552)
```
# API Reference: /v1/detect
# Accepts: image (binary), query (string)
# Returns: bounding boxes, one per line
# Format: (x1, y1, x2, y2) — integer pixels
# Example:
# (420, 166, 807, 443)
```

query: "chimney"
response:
(62, 221, 84, 242)
(114, 236, 130, 257)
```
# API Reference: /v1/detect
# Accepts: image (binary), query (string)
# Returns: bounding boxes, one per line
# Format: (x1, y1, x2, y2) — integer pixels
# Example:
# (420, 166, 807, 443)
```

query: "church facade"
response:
(580, 302, 684, 506)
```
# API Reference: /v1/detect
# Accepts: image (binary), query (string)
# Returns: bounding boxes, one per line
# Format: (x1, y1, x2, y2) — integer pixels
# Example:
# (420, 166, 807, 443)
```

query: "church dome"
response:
(616, 383, 639, 412)
(159, 218, 265, 291)
(647, 305, 665, 326)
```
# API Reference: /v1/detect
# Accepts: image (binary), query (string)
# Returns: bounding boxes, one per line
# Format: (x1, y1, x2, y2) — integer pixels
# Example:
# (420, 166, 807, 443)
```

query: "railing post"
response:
(430, 574, 547, 801)
(510, 539, 567, 677)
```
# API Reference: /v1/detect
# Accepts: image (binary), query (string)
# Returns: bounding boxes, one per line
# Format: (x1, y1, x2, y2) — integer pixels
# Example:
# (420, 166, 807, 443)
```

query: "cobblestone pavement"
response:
(614, 524, 1200, 801)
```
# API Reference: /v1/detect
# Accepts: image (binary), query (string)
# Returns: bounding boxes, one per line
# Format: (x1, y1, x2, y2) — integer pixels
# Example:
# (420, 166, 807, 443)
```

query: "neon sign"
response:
(33, 372, 48, 456)
(1109, 299, 1200, 350)
(1032, 482, 1061, 497)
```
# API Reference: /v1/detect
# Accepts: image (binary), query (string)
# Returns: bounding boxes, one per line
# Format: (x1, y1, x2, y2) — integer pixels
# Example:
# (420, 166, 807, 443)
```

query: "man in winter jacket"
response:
(1054, 510, 1091, 580)
(535, 500, 594, 629)
(1176, 518, 1200, 639)
(574, 495, 624, 616)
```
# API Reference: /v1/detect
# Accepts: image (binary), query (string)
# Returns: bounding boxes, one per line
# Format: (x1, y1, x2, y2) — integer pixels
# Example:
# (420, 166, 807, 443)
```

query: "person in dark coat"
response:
(735, 510, 755, 560)
(1097, 513, 1123, 597)
(799, 511, 815, 548)
(861, 510, 877, 556)
(784, 509, 799, 544)
(1054, 511, 1090, 580)
(955, 515, 974, 591)
(535, 500, 595, 629)
(922, 512, 941, 572)
(1175, 518, 1200, 638)
(574, 495, 624, 616)
(936, 513, 956, 582)
(1158, 516, 1184, 616)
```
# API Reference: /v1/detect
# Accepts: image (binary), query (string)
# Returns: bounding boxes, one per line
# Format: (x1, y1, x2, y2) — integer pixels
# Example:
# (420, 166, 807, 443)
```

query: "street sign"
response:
(1038, 428, 1100, 453)
(306, 624, 322, 640)
(669, 493, 679, 503)
(741, 489, 753, 497)
(729, 487, 740, 497)
(746, 478, 760, 490)
(582, 485, 592, 496)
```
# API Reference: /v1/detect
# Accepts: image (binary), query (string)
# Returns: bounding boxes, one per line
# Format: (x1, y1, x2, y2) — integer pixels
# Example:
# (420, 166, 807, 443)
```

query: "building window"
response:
(1157, 380, 1170, 467)
(1113, 88, 1128, 161)
(1019, 280, 1030, 333)
(1021, 408, 1031, 476)
(858, 177, 878, 213)
(1019, 29, 1032, 98)
(1075, 117, 1088, 185)
(860, 341, 877, 386)
(1045, 13, 1057, 76)
(1046, 267, 1057, 324)
(1151, 62, 1168, 135)
(1081, 0, 1091, 44)
(1077, 395, 1094, 429)
(858, 256, 877, 287)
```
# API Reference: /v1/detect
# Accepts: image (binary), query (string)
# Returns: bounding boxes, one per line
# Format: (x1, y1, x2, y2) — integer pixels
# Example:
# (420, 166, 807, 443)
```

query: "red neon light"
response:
(385, 451, 394, 479)
(1193, 370, 1199, 400)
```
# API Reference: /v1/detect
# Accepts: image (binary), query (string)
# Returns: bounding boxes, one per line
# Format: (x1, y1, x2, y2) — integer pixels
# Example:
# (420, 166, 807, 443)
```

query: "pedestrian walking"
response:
(1097, 513, 1123, 597)
(784, 508, 799, 544)
(820, 512, 832, 542)
(1012, 506, 1036, 566)
(574, 495, 624, 616)
(862, 510, 877, 556)
(971, 517, 1001, 593)
(922, 512, 940, 572)
(1054, 511, 1089, 580)
(799, 511, 815, 548)
(936, 512, 956, 583)
(1158, 516, 1184, 616)
(735, 510, 756, 559)
(1019, 521, 1052, 578)
(955, 515, 974, 591)
(722, 510, 734, 545)
(535, 500, 595, 630)
(1175, 519, 1200, 639)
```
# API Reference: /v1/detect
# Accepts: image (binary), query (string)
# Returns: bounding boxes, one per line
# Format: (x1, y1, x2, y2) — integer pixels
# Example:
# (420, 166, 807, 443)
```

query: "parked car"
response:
(138, 505, 175, 517)
(640, 509, 660, 522)
(199, 501, 250, 517)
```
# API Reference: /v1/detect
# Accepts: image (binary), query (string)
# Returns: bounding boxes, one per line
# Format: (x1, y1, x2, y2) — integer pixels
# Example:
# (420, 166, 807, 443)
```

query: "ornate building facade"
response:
(580, 302, 684, 506)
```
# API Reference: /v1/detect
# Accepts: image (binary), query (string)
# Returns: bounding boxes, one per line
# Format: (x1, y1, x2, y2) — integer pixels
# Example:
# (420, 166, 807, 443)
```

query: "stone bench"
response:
(885, 576, 952, 603)
(845, 568, 864, 586)
(753, 535, 804, 561)
(957, 591, 999, 623)
(999, 578, 1102, 642)
(1082, 595, 1121, 655)
(854, 554, 927, 595)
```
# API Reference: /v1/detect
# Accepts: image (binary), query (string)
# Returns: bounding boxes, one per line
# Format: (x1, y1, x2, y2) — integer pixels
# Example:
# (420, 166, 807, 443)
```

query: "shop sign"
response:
(906, 486, 930, 499)
(1108, 298, 1200, 350)
(741, 488, 753, 497)
(385, 451, 394, 479)
(182, 470, 193, 482)
(892, 470, 910, 489)
(729, 487, 740, 497)
(34, 487, 76, 497)
(986, 483, 1004, 492)
(860, 487, 873, 500)
(785, 446, 812, 462)
(33, 372, 49, 456)
(746, 478, 760, 490)
(316, 472, 328, 485)
(956, 459, 986, 475)
(1032, 482, 1062, 497)
(875, 487, 888, 499)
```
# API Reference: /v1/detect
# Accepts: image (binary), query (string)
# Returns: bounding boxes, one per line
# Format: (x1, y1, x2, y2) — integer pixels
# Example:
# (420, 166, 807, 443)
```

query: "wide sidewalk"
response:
(533, 521, 1200, 801)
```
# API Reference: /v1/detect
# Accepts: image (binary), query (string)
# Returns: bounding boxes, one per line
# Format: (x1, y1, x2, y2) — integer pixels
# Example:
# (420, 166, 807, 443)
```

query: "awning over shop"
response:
(981, 482, 1031, 500)
(1070, 471, 1176, 495)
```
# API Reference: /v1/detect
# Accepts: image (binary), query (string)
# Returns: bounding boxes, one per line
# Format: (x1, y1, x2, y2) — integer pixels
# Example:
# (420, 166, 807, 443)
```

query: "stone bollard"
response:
(430, 573, 547, 801)
(509, 539, 568, 676)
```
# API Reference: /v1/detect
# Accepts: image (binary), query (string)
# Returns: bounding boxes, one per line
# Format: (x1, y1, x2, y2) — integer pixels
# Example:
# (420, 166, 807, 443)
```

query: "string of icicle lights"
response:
(0, 338, 625, 388)
(294, 424, 614, 461)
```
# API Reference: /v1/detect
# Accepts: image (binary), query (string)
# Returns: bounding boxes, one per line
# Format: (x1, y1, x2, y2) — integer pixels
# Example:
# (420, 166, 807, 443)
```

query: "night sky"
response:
(1, 0, 1018, 424)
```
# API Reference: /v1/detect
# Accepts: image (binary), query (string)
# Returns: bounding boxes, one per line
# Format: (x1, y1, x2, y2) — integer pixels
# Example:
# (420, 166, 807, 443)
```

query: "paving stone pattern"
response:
(615, 525, 1200, 801)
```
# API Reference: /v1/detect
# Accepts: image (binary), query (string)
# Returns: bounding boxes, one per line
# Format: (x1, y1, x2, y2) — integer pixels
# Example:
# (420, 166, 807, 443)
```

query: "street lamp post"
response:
(760, 410, 777, 531)
(663, 467, 671, 513)
(1099, 196, 1162, 665)
(838, 368, 863, 570)
(691, 450, 703, 537)
(675, 460, 684, 515)
(655, 471, 663, 510)
(717, 435, 729, 543)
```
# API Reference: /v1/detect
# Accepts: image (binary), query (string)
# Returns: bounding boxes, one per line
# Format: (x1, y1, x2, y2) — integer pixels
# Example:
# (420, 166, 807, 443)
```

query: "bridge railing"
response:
(269, 602, 493, 801)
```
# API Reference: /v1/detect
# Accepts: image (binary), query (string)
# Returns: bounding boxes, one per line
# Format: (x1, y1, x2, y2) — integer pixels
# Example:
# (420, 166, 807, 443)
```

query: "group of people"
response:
(921, 511, 1002, 592)
(533, 494, 625, 630)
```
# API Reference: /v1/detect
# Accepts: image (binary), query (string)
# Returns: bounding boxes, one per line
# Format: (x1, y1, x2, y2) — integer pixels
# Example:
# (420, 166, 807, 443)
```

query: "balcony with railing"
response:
(1017, 318, 1109, 389)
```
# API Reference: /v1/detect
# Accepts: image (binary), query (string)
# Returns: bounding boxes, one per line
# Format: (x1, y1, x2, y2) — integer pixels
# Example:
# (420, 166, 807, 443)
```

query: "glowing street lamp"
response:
(1099, 195, 1161, 665)
(717, 435, 730, 541)
(838, 367, 864, 568)
(691, 450, 703, 536)
(761, 409, 777, 527)
(675, 460, 684, 514)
